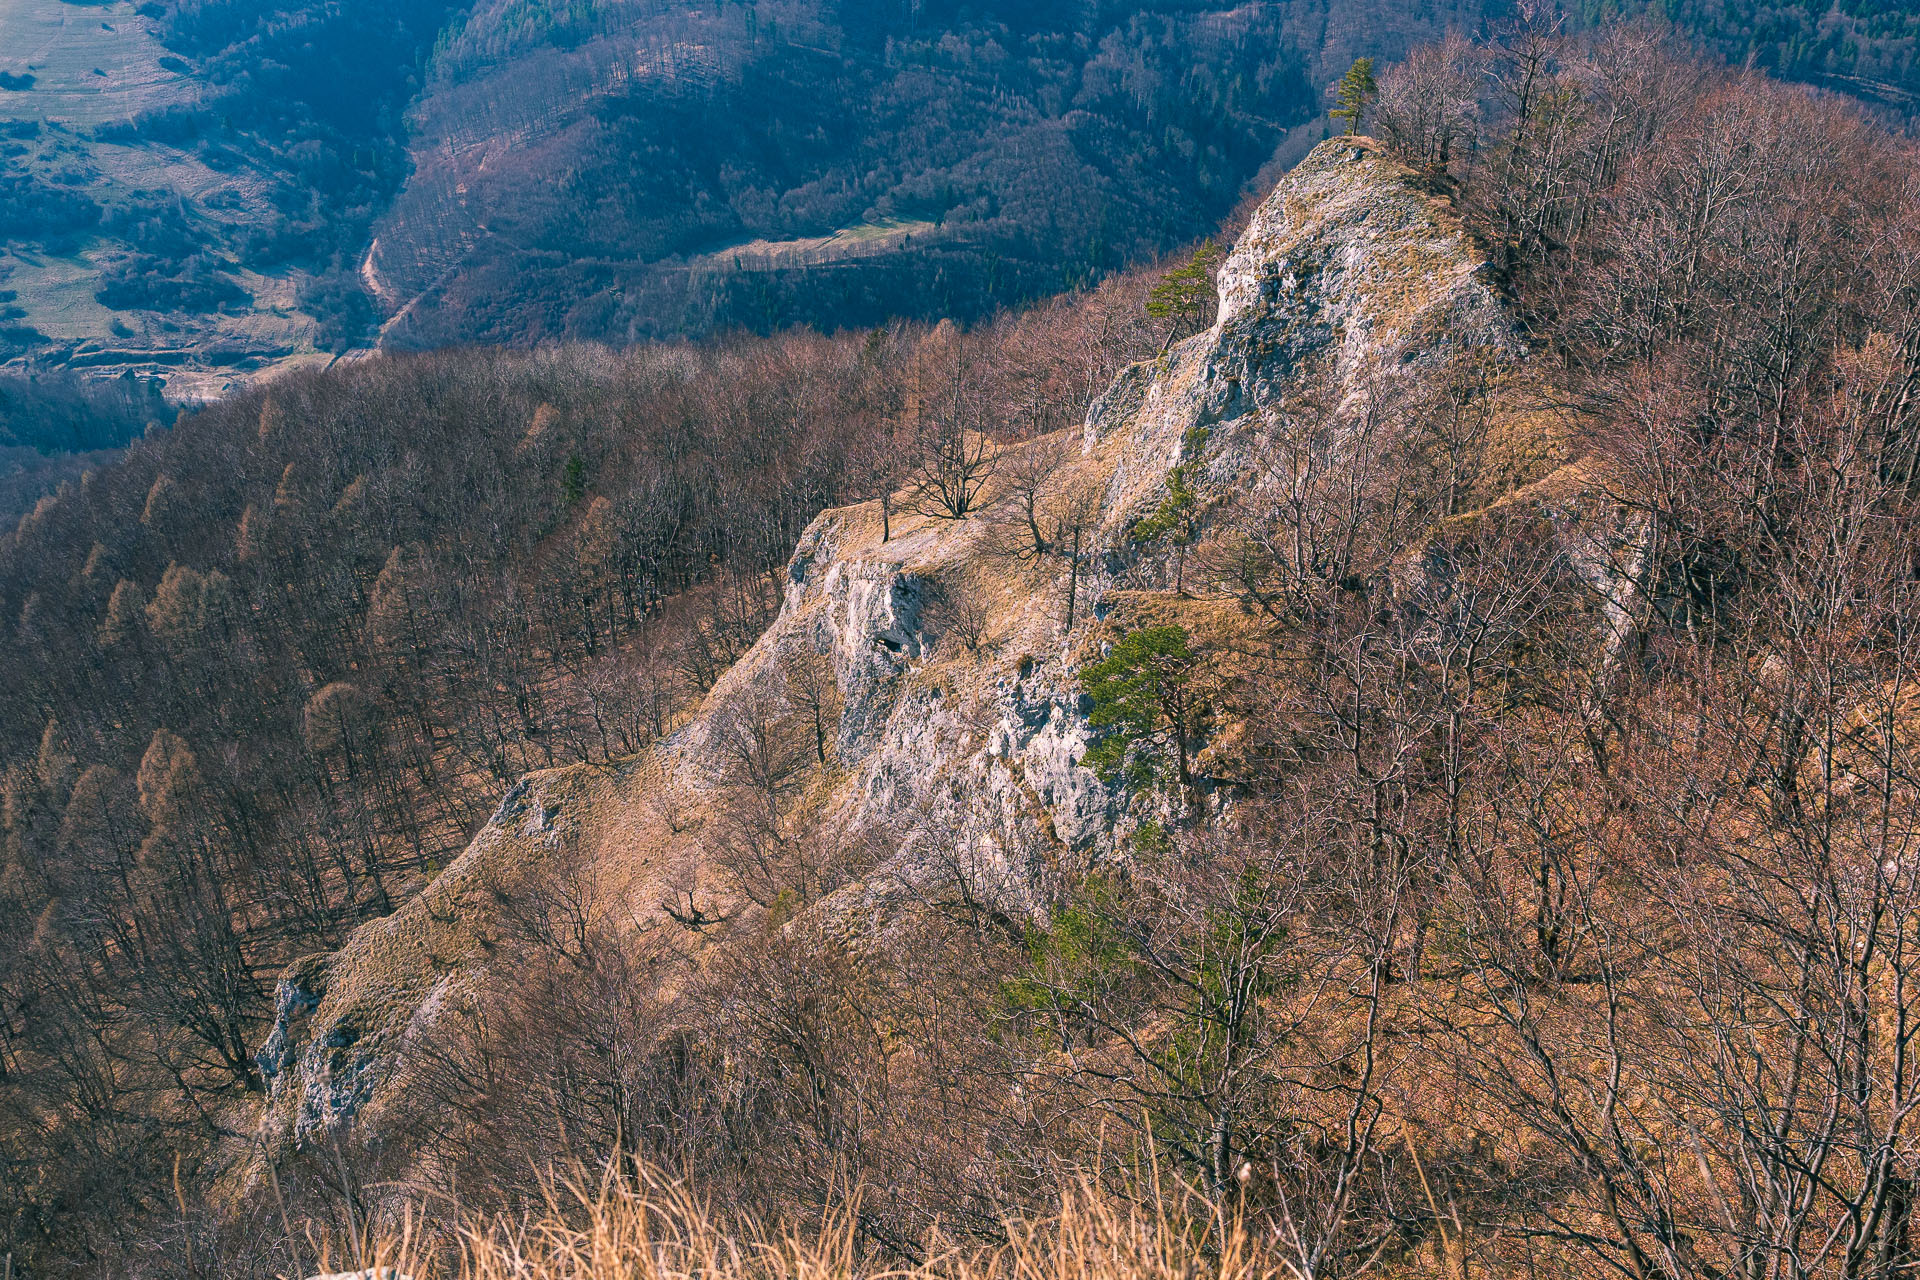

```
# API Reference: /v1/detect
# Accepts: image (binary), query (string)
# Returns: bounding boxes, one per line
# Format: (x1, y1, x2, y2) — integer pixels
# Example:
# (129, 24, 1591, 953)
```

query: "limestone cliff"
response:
(253, 138, 1628, 1156)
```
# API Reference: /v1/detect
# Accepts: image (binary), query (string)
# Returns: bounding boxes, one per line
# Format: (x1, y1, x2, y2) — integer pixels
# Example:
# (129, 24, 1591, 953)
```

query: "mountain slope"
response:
(11, 0, 1920, 392)
(0, 0, 460, 394)
(256, 138, 1604, 1183)
(363, 0, 1341, 346)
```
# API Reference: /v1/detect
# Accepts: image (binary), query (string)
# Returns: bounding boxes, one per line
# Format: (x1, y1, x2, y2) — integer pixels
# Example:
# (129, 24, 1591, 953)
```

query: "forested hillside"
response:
(319, 27, 1919, 1277)
(1656, 0, 1920, 105)
(10, 0, 1920, 391)
(363, 0, 1333, 345)
(0, 0, 1332, 384)
(0, 370, 166, 532)
(0, 259, 1168, 1274)
(7, 12, 1920, 1280)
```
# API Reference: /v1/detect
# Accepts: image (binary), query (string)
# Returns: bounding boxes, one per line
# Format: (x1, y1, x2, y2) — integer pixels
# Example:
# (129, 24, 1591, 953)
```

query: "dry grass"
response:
(326, 1164, 1274, 1280)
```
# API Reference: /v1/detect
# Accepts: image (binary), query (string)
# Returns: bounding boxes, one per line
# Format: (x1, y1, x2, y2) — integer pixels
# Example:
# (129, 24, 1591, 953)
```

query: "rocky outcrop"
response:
(254, 137, 1617, 1163)
(258, 766, 599, 1141)
(1079, 140, 1525, 589)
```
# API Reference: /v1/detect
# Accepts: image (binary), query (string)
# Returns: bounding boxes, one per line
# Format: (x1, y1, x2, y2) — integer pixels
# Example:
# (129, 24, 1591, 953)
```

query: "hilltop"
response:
(257, 133, 1590, 1189)
(240, 52, 1920, 1270)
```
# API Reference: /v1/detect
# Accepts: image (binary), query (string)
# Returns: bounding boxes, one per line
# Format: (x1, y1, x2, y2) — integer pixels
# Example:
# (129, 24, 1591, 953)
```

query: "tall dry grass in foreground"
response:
(319, 1165, 1275, 1280)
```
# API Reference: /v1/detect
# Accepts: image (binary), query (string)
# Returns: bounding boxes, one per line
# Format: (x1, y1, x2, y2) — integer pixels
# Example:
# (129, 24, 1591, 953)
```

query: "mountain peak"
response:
(250, 136, 1568, 1166)
(1216, 136, 1514, 370)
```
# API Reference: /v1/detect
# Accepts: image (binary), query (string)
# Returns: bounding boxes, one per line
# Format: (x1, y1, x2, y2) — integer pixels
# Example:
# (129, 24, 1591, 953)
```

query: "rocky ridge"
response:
(253, 138, 1630, 1161)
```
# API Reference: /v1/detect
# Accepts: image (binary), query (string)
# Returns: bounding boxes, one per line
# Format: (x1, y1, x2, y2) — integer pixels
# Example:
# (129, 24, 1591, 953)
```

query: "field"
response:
(697, 218, 944, 271)
(0, 0, 189, 125)
(0, 0, 323, 400)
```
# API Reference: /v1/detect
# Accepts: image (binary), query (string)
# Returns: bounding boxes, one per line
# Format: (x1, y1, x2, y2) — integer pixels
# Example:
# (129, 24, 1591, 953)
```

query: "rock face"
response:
(1085, 139, 1523, 562)
(258, 767, 599, 1141)
(1214, 140, 1515, 359)
(255, 137, 1605, 1159)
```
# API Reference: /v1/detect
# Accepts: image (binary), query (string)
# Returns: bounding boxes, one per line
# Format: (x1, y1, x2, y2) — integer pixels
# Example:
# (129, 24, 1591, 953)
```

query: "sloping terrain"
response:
(0, 0, 1431, 385)
(346, 0, 1920, 345)
(8, 0, 1920, 394)
(257, 139, 1604, 1178)
(0, 0, 461, 394)
(10, 29, 1920, 1268)
(363, 0, 1352, 346)
(0, 0, 465, 395)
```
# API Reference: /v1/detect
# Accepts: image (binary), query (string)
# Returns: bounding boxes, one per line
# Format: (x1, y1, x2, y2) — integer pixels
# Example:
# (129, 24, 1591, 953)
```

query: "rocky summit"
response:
(253, 137, 1624, 1170)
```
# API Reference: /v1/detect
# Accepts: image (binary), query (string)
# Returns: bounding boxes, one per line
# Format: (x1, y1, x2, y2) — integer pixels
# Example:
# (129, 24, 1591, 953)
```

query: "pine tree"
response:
(1146, 241, 1226, 352)
(1331, 57, 1378, 134)
(1080, 624, 1213, 795)
(562, 453, 588, 507)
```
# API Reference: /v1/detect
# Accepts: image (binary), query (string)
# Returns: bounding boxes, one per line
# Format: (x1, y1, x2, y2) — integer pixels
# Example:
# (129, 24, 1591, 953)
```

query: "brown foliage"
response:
(28, 26, 1920, 1280)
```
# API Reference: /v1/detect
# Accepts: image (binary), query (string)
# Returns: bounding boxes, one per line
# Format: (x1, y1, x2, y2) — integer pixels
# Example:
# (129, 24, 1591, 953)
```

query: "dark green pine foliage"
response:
(562, 453, 587, 507)
(1080, 624, 1211, 793)
(1330, 57, 1377, 134)
(1146, 242, 1226, 352)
